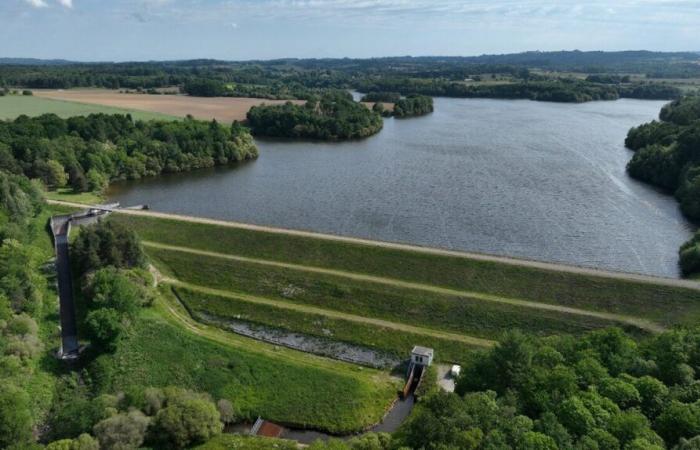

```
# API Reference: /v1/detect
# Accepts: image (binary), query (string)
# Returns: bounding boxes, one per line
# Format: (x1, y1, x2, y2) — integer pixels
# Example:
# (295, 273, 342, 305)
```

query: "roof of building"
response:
(412, 345, 434, 357)
(257, 421, 284, 438)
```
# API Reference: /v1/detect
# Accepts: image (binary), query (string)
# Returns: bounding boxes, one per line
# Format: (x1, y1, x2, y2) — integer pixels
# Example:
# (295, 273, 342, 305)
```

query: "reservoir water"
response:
(108, 98, 694, 278)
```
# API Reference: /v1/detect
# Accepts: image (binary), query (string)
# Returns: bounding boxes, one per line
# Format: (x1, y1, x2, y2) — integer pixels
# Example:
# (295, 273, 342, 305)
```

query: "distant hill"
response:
(0, 57, 75, 66)
(1, 50, 698, 69)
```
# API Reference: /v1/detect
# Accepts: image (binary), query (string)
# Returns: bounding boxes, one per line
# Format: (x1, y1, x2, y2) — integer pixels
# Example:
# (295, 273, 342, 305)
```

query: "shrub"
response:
(93, 410, 150, 450)
(72, 220, 145, 275)
(0, 384, 33, 448)
(153, 396, 222, 448)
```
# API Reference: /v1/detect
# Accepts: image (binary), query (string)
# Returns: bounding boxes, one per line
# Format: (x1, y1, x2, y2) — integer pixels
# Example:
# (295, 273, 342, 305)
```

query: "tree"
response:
(93, 410, 150, 450)
(37, 159, 68, 188)
(654, 400, 700, 446)
(516, 431, 557, 450)
(557, 397, 595, 437)
(216, 399, 236, 424)
(72, 220, 145, 275)
(599, 377, 641, 409)
(45, 434, 99, 450)
(84, 307, 123, 351)
(0, 384, 33, 448)
(153, 393, 223, 448)
(608, 410, 654, 447)
(633, 376, 669, 418)
(86, 169, 108, 192)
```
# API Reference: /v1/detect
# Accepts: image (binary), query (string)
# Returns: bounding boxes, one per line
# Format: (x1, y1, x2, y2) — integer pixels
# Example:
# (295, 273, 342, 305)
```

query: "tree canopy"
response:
(0, 113, 258, 194)
(624, 95, 700, 275)
(247, 92, 383, 140)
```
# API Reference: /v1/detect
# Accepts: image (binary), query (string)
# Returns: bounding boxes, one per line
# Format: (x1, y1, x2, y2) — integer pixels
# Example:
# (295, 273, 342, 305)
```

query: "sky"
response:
(1, 0, 699, 61)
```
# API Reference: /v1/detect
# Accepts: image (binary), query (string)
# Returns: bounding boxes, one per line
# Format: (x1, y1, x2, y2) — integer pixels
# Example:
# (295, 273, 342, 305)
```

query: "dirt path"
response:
(145, 241, 666, 333)
(46, 199, 700, 292)
(162, 276, 495, 348)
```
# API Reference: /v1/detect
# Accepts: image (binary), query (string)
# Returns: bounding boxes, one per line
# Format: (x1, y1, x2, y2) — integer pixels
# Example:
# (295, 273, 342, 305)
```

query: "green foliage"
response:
(191, 434, 297, 450)
(82, 267, 153, 351)
(115, 212, 700, 328)
(154, 247, 625, 343)
(247, 92, 383, 140)
(93, 410, 150, 450)
(0, 171, 43, 234)
(359, 78, 623, 103)
(414, 365, 439, 399)
(393, 95, 434, 118)
(361, 92, 401, 103)
(0, 238, 43, 314)
(437, 326, 700, 449)
(397, 390, 536, 449)
(175, 286, 479, 363)
(183, 79, 228, 97)
(680, 231, 700, 276)
(151, 388, 223, 448)
(84, 308, 123, 351)
(89, 303, 396, 434)
(72, 219, 145, 275)
(625, 120, 680, 151)
(0, 383, 33, 448)
(45, 434, 100, 450)
(625, 96, 700, 276)
(619, 83, 683, 100)
(655, 400, 700, 445)
(660, 95, 700, 125)
(0, 113, 258, 193)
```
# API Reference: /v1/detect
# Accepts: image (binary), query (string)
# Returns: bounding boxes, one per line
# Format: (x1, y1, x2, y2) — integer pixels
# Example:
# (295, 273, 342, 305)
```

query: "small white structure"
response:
(411, 345, 434, 366)
(450, 364, 461, 378)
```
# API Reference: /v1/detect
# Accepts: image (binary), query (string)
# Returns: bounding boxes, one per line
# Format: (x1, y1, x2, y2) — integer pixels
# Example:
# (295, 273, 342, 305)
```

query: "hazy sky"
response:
(2, 0, 699, 61)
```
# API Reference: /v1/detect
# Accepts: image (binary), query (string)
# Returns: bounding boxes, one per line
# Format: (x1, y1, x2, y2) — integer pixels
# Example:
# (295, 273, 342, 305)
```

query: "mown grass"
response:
(0, 95, 179, 121)
(148, 247, 636, 339)
(89, 291, 397, 434)
(113, 214, 700, 326)
(44, 187, 104, 205)
(175, 286, 479, 363)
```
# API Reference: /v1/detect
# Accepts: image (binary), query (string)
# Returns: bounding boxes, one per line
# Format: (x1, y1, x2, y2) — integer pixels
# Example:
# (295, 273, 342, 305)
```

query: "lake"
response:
(108, 97, 694, 278)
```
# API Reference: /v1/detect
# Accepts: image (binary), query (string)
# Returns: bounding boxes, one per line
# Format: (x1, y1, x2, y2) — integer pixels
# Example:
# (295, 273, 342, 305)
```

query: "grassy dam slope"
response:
(99, 211, 700, 357)
(47, 201, 700, 433)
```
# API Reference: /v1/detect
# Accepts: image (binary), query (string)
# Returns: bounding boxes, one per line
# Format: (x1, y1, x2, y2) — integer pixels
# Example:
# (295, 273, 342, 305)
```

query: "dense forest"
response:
(393, 95, 434, 117)
(0, 113, 258, 194)
(246, 91, 383, 140)
(624, 95, 700, 275)
(397, 328, 700, 450)
(295, 326, 700, 449)
(358, 78, 682, 103)
(0, 51, 693, 104)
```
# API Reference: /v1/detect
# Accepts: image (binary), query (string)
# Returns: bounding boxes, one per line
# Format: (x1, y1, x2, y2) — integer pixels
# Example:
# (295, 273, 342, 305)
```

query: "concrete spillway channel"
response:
(50, 204, 119, 359)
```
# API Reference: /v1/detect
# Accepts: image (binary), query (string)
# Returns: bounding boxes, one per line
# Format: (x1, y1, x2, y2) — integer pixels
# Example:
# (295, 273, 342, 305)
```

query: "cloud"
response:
(24, 0, 48, 7)
(57, 0, 73, 7)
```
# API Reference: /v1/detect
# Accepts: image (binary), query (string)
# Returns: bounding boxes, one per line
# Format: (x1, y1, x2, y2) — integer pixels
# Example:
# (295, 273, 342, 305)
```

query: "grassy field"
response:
(113, 214, 700, 327)
(0, 95, 179, 121)
(149, 246, 629, 341)
(44, 187, 104, 205)
(91, 288, 398, 433)
(175, 286, 482, 363)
